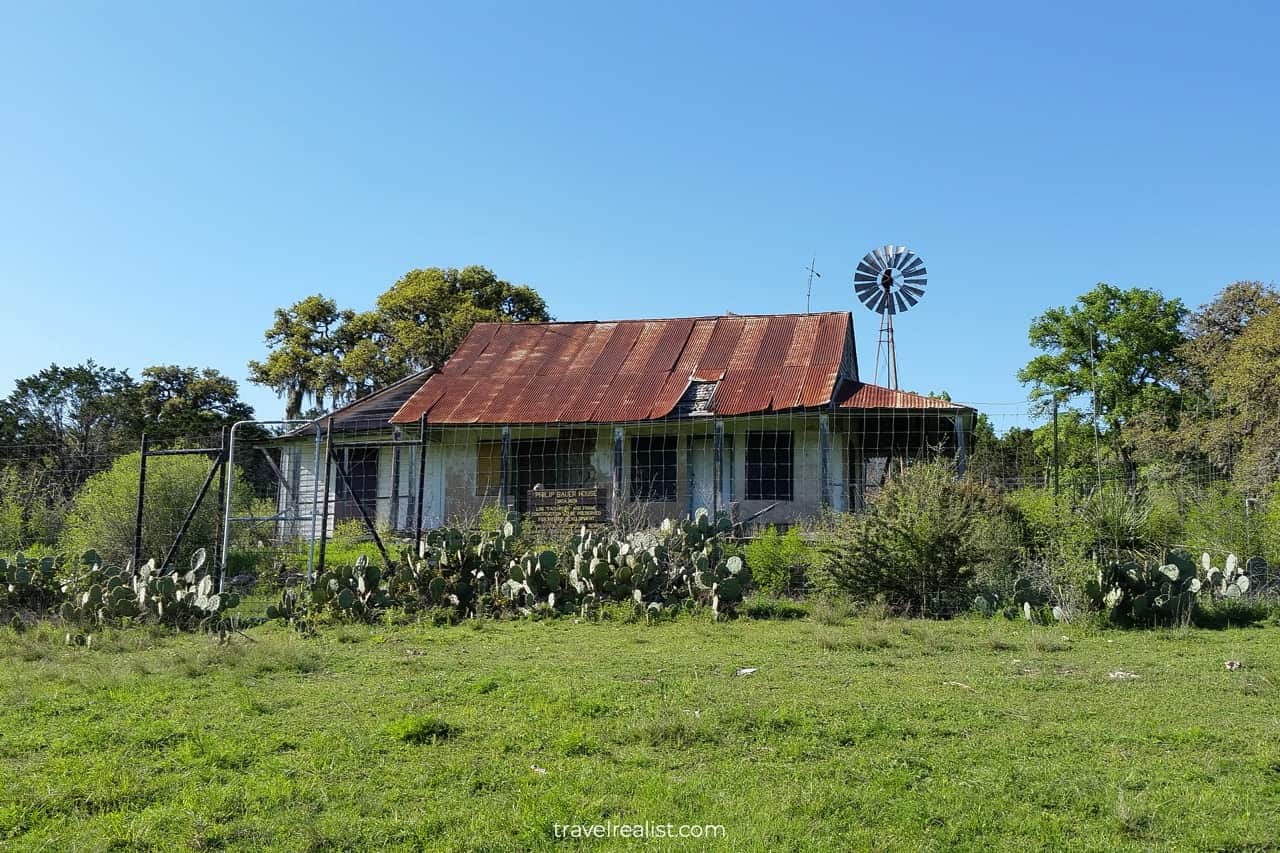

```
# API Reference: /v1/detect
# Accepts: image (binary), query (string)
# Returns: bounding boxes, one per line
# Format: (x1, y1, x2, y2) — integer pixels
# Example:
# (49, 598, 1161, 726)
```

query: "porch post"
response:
(499, 426, 512, 511)
(819, 414, 831, 508)
(713, 419, 724, 516)
(389, 425, 402, 530)
(611, 427, 624, 522)
(953, 414, 967, 476)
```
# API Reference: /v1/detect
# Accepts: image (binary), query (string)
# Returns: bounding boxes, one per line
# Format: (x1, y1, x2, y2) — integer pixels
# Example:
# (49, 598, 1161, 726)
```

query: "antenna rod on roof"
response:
(804, 256, 821, 314)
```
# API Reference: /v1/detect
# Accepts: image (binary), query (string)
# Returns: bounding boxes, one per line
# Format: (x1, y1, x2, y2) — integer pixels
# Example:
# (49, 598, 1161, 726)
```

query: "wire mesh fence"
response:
(1, 404, 1270, 588)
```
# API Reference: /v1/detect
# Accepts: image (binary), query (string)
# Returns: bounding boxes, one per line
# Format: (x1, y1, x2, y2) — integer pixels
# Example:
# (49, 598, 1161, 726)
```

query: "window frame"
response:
(475, 439, 503, 497)
(745, 430, 794, 501)
(630, 434, 678, 502)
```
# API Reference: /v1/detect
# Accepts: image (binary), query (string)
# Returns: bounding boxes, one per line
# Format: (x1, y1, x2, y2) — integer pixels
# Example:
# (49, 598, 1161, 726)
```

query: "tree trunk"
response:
(285, 388, 303, 421)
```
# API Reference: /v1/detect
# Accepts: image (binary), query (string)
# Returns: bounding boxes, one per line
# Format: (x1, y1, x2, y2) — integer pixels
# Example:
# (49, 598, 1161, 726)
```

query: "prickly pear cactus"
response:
(1202, 553, 1252, 599)
(0, 553, 64, 610)
(57, 547, 240, 629)
(390, 511, 523, 615)
(1094, 550, 1199, 626)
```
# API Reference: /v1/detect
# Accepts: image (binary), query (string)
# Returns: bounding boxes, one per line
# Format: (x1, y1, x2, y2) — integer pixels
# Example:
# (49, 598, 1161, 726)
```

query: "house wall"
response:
(275, 430, 436, 538)
(428, 415, 838, 529)
(272, 411, 968, 539)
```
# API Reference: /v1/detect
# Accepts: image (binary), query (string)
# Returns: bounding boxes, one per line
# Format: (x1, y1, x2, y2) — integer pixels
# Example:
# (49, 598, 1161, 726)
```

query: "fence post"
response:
(713, 419, 724, 516)
(819, 414, 831, 508)
(317, 417, 334, 572)
(611, 427, 624, 522)
(1051, 400, 1060, 498)
(499, 425, 511, 511)
(132, 433, 149, 567)
(308, 423, 322, 580)
(213, 426, 229, 573)
(389, 425, 403, 530)
(414, 413, 428, 556)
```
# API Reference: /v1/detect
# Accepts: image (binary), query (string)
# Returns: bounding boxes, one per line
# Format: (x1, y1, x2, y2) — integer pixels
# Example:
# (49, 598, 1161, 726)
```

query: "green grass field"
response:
(2, 610, 1278, 851)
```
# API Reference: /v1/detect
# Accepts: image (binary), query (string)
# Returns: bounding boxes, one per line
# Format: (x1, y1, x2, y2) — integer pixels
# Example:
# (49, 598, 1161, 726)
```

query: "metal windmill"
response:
(853, 244, 927, 390)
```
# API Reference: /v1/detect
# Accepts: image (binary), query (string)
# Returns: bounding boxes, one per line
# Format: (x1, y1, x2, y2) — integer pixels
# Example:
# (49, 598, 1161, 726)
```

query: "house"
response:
(272, 311, 976, 537)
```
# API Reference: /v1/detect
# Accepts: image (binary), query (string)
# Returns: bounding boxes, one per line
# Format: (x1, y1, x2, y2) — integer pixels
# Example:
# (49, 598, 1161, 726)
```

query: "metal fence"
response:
(0, 405, 1264, 586)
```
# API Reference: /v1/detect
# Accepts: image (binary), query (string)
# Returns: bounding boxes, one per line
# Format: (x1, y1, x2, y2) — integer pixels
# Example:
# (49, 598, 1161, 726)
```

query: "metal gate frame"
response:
(132, 428, 229, 569)
(218, 420, 321, 592)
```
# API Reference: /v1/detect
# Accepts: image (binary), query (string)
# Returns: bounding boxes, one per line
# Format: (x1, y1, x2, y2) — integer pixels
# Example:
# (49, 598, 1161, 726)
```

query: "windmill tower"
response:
(853, 244, 928, 390)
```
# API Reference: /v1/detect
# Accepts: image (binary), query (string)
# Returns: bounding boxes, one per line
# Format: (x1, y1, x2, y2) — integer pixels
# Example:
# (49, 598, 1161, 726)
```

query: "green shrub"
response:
(0, 468, 72, 550)
(1264, 484, 1280, 566)
(62, 452, 251, 566)
(1195, 596, 1270, 629)
(818, 459, 1018, 616)
(387, 714, 455, 744)
(742, 594, 809, 620)
(744, 525, 812, 596)
(1186, 483, 1267, 561)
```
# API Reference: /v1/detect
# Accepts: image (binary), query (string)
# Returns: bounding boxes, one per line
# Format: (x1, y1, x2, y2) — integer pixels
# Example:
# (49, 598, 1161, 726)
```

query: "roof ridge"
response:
(471, 310, 850, 327)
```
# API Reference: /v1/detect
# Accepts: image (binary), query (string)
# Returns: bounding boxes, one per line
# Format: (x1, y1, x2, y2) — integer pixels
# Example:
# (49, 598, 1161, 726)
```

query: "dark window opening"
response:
(509, 430, 597, 512)
(476, 440, 502, 497)
(746, 431, 793, 501)
(335, 447, 379, 521)
(631, 434, 678, 502)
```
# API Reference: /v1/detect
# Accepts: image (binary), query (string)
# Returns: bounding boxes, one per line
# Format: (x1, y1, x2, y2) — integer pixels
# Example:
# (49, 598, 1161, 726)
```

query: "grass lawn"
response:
(2, 610, 1278, 851)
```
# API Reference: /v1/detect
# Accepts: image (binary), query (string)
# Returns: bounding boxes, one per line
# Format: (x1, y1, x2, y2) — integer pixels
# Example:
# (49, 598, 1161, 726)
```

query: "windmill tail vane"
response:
(853, 244, 928, 391)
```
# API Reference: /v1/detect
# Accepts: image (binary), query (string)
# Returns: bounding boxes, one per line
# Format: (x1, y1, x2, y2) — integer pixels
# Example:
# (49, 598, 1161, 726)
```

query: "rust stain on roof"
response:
(390, 312, 960, 425)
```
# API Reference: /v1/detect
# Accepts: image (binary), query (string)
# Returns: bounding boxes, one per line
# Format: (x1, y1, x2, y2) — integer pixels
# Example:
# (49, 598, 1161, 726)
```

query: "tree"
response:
(138, 365, 255, 443)
(248, 267, 551, 417)
(967, 417, 1046, 487)
(1170, 282, 1280, 490)
(247, 295, 354, 420)
(343, 266, 551, 395)
(0, 362, 140, 483)
(1017, 284, 1186, 481)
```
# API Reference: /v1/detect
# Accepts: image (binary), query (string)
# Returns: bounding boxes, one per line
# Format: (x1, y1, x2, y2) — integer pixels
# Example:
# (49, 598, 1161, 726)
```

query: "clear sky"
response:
(2, 1, 1276, 432)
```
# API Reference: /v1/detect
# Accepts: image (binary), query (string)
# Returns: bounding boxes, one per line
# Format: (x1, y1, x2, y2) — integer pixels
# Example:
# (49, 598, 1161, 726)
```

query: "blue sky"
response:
(2, 1, 1276, 431)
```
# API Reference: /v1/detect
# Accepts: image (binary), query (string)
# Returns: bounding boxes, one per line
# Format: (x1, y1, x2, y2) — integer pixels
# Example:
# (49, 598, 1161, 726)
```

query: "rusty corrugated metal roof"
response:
(391, 312, 855, 425)
(834, 380, 973, 411)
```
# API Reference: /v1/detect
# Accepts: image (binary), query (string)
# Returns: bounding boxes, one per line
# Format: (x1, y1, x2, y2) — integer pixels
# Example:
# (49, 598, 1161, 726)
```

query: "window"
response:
(631, 434, 677, 501)
(476, 440, 502, 497)
(746, 431, 793, 501)
(555, 429, 595, 489)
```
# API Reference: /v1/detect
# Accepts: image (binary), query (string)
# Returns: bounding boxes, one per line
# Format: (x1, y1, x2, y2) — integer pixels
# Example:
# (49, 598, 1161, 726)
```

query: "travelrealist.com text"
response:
(552, 822, 726, 840)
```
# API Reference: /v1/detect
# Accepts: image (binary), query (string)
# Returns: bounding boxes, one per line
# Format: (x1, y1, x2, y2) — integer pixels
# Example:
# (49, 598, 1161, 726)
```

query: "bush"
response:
(0, 468, 72, 550)
(817, 458, 1018, 616)
(1186, 482, 1267, 561)
(744, 525, 813, 596)
(62, 452, 250, 566)
(1195, 596, 1271, 629)
(742, 594, 809, 620)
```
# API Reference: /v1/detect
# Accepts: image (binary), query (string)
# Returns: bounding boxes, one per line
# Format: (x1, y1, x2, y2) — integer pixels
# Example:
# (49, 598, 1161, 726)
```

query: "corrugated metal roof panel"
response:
(563, 323, 616, 374)
(641, 317, 695, 375)
(602, 373, 670, 422)
(693, 316, 746, 380)
(771, 365, 809, 411)
(783, 314, 822, 366)
(835, 381, 974, 411)
(672, 318, 715, 377)
(554, 374, 610, 423)
(708, 368, 752, 416)
(590, 322, 644, 377)
(756, 315, 798, 369)
(537, 323, 593, 376)
(799, 365, 838, 408)
(812, 313, 848, 370)
(649, 372, 692, 420)
(442, 326, 498, 376)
